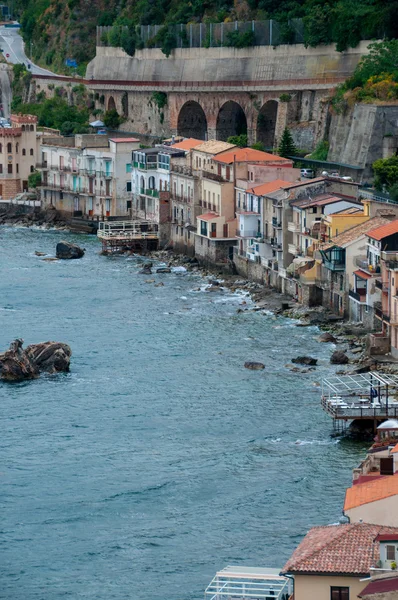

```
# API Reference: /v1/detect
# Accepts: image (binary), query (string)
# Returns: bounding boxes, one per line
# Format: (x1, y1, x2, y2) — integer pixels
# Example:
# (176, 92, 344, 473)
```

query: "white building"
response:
(40, 135, 140, 219)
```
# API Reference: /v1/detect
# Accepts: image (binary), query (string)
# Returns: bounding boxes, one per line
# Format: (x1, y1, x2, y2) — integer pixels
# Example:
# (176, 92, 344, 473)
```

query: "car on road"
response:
(301, 168, 315, 179)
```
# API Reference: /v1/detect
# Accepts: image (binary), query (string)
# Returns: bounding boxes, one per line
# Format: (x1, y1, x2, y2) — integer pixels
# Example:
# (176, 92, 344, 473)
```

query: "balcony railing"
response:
(145, 189, 159, 198)
(323, 259, 345, 271)
(288, 221, 300, 233)
(386, 261, 398, 271)
(36, 161, 48, 169)
(272, 217, 282, 228)
(170, 194, 191, 204)
(236, 229, 261, 238)
(355, 257, 380, 274)
(349, 289, 366, 303)
(375, 279, 383, 290)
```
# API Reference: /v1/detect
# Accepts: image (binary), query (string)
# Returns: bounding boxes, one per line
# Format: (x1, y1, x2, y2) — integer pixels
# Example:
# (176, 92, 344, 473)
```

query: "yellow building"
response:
(325, 204, 370, 239)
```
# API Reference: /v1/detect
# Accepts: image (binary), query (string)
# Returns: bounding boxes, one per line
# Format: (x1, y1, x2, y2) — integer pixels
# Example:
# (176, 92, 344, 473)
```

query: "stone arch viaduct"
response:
(33, 41, 371, 149)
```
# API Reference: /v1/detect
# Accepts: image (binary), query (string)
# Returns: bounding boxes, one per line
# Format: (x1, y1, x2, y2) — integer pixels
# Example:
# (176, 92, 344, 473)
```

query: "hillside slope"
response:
(14, 0, 398, 74)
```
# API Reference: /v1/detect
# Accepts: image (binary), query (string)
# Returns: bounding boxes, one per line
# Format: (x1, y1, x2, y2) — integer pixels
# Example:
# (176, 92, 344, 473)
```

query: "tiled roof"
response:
(321, 217, 390, 250)
(368, 219, 398, 241)
(170, 138, 203, 151)
(283, 523, 398, 575)
(344, 475, 398, 511)
(197, 212, 219, 221)
(193, 141, 237, 155)
(359, 576, 398, 597)
(291, 194, 361, 209)
(249, 179, 293, 196)
(214, 148, 290, 164)
(354, 269, 372, 280)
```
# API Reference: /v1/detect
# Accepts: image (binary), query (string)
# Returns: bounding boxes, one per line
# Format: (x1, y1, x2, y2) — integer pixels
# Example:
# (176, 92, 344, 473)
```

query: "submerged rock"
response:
(244, 361, 265, 370)
(56, 241, 85, 260)
(0, 339, 71, 382)
(291, 356, 318, 366)
(156, 267, 171, 273)
(139, 267, 152, 275)
(35, 251, 47, 256)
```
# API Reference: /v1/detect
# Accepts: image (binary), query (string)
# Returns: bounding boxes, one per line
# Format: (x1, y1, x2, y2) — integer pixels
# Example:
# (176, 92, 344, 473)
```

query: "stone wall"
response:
(328, 104, 398, 179)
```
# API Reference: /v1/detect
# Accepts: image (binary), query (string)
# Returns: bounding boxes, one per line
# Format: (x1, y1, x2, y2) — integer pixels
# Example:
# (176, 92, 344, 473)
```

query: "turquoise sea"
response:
(0, 227, 366, 599)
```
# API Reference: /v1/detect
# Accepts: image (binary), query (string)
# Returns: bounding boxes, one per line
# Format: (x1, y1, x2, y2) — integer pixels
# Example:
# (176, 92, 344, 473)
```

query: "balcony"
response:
(170, 194, 191, 204)
(270, 240, 282, 250)
(236, 229, 261, 238)
(349, 289, 366, 303)
(272, 217, 282, 228)
(288, 221, 300, 233)
(288, 243, 300, 255)
(375, 278, 383, 290)
(386, 260, 398, 271)
(323, 259, 345, 271)
(355, 257, 380, 274)
(145, 189, 159, 198)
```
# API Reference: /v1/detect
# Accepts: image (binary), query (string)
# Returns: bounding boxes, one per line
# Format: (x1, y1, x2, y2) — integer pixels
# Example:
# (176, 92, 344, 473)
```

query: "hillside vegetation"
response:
(13, 0, 398, 72)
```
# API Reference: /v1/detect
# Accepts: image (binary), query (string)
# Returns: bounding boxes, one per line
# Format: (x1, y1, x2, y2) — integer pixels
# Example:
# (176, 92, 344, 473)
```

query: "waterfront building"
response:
(364, 220, 398, 357)
(282, 522, 398, 600)
(169, 138, 202, 255)
(192, 140, 238, 264)
(314, 217, 389, 321)
(0, 114, 39, 198)
(40, 134, 140, 219)
(344, 467, 398, 527)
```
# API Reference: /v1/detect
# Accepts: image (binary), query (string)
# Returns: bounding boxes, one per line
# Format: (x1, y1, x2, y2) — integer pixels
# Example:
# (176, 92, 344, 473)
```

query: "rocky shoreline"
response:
(0, 204, 71, 229)
(144, 249, 398, 380)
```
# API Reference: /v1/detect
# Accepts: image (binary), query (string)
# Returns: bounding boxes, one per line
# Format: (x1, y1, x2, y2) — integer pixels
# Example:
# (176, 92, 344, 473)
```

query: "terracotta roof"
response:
(283, 523, 398, 575)
(291, 194, 360, 209)
(359, 576, 398, 597)
(249, 179, 293, 196)
(214, 148, 290, 164)
(344, 475, 398, 511)
(197, 212, 219, 221)
(368, 219, 398, 241)
(391, 443, 398, 454)
(354, 269, 372, 280)
(109, 137, 140, 142)
(193, 141, 237, 155)
(321, 217, 390, 250)
(170, 138, 203, 151)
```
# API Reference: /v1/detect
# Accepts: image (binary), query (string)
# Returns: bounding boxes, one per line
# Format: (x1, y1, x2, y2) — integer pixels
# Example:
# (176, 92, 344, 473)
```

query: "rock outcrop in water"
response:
(0, 339, 71, 382)
(56, 241, 85, 259)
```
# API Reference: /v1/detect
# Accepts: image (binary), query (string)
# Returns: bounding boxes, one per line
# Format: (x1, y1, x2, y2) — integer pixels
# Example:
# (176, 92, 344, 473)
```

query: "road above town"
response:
(0, 27, 60, 76)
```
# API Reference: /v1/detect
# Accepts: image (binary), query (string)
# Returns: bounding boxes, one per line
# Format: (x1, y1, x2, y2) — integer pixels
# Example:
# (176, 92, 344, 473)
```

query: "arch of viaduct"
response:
(101, 89, 296, 147)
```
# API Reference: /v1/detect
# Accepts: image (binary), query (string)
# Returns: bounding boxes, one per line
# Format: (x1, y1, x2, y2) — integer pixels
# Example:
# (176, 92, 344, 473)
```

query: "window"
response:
(126, 163, 132, 173)
(126, 181, 132, 192)
(7, 164, 12, 174)
(127, 200, 132, 210)
(22, 148, 26, 156)
(7, 143, 12, 153)
(331, 586, 349, 600)
(387, 545, 396, 560)
(16, 164, 19, 174)
(312, 207, 317, 213)
(30, 125, 34, 132)
(15, 143, 19, 154)
(0, 164, 3, 174)
(226, 166, 230, 180)
(158, 154, 170, 170)
(0, 143, 2, 153)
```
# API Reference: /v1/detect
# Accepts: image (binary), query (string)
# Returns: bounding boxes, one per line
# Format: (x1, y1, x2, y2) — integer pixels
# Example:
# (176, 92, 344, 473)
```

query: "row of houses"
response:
(5, 117, 398, 358)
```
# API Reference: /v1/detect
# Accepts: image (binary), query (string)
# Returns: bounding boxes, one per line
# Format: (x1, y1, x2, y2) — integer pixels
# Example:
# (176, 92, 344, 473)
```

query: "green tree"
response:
(251, 141, 265, 151)
(103, 108, 122, 129)
(28, 171, 41, 188)
(227, 134, 248, 147)
(373, 156, 398, 191)
(278, 128, 297, 157)
(303, 4, 332, 47)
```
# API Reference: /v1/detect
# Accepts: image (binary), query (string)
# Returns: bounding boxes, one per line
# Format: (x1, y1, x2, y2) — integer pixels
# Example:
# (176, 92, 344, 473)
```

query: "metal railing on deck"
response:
(97, 220, 159, 240)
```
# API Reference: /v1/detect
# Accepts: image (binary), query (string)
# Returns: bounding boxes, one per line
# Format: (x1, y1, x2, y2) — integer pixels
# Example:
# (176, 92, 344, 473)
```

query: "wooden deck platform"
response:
(97, 220, 159, 254)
